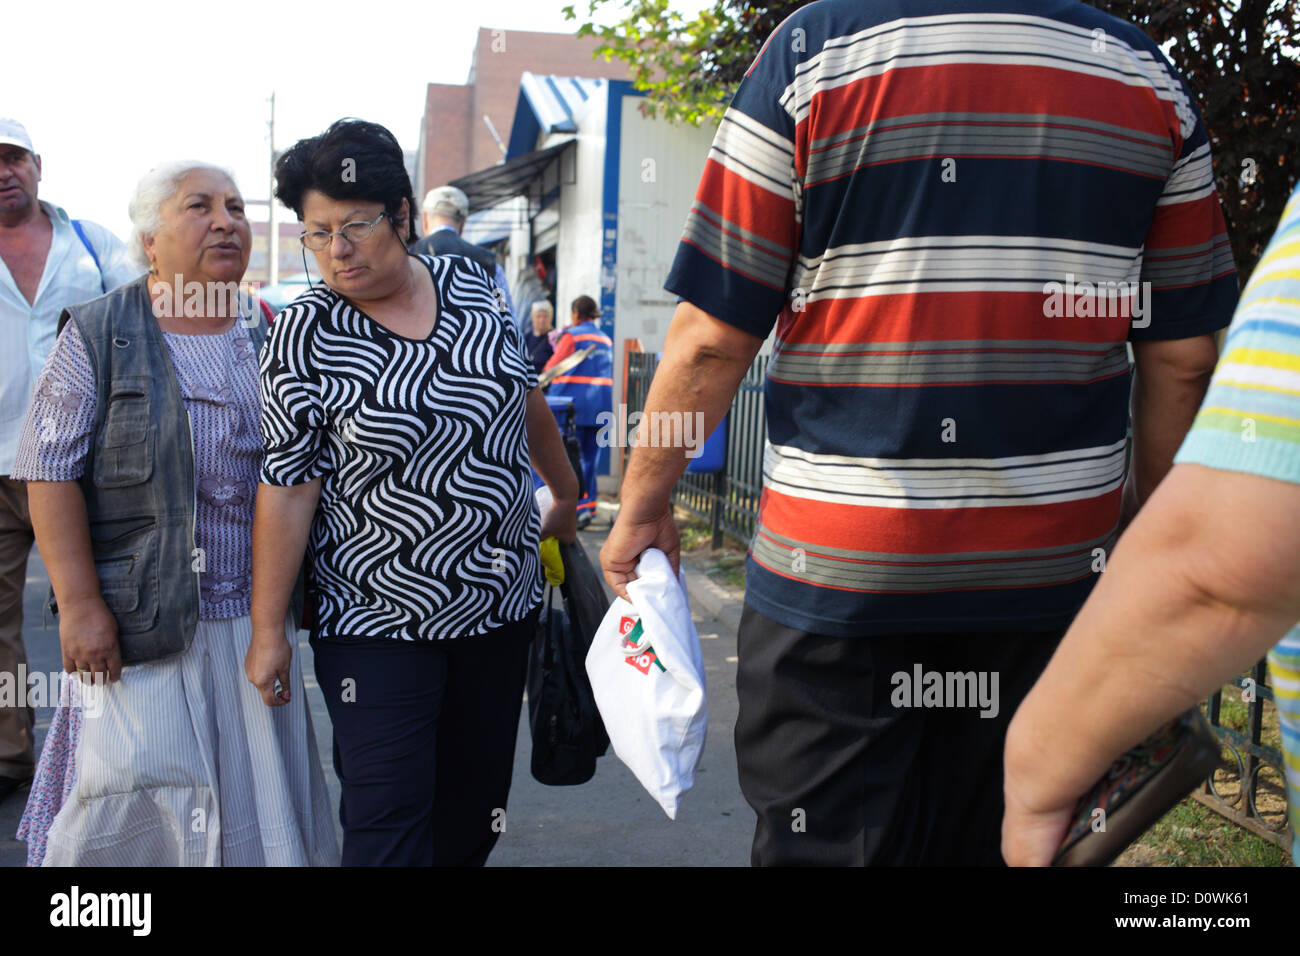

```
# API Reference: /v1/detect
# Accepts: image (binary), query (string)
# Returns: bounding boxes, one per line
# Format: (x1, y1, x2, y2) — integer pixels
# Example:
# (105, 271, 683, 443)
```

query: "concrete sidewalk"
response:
(0, 498, 754, 867)
(491, 499, 753, 865)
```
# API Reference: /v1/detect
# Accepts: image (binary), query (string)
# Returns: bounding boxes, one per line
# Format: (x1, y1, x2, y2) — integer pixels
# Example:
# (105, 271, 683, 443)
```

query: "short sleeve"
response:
(10, 322, 97, 481)
(663, 17, 801, 339)
(1129, 61, 1239, 342)
(259, 304, 326, 485)
(1175, 183, 1300, 482)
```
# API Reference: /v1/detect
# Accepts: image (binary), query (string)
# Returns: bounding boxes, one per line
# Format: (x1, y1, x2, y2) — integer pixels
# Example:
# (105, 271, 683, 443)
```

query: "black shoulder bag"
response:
(526, 539, 611, 785)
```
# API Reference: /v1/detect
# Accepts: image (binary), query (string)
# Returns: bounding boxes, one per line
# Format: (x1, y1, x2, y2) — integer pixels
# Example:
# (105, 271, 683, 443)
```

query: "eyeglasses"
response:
(300, 211, 391, 251)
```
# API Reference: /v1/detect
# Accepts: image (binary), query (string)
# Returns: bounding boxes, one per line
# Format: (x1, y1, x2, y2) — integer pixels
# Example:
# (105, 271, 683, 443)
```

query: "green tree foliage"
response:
(1087, 1, 1297, 281)
(565, 0, 1295, 280)
(560, 1, 809, 125)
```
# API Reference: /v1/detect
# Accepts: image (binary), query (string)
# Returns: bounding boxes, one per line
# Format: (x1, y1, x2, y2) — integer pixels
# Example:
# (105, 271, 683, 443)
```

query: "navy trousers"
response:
(311, 607, 538, 866)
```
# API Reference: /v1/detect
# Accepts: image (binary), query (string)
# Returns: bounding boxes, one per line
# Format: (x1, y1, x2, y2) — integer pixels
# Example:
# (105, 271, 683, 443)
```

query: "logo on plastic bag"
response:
(620, 616, 665, 675)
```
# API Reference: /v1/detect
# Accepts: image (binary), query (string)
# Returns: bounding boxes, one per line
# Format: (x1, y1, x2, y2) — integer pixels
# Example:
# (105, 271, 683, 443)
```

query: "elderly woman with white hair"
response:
(12, 161, 338, 866)
(522, 299, 556, 374)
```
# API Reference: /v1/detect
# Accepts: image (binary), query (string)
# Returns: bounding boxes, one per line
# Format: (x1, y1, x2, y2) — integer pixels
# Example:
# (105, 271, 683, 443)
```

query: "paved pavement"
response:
(0, 499, 754, 867)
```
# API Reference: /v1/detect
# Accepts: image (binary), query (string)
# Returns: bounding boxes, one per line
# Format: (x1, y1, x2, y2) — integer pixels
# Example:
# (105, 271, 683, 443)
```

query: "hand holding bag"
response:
(1053, 707, 1224, 866)
(585, 548, 707, 819)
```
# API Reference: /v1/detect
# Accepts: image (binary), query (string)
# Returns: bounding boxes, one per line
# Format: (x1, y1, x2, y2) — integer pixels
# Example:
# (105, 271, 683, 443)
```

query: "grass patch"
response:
(1115, 676, 1292, 866)
(1119, 796, 1290, 867)
(705, 552, 747, 591)
(1214, 680, 1282, 753)
(676, 511, 715, 552)
(674, 507, 747, 592)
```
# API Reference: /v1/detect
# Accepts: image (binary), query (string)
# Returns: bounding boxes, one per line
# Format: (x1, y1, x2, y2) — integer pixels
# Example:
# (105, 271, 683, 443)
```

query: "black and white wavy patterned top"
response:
(259, 254, 543, 641)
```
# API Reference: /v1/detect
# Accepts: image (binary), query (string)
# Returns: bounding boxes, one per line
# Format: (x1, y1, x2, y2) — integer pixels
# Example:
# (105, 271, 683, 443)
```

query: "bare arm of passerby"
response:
(246, 479, 319, 707)
(1126, 335, 1220, 515)
(1002, 462, 1300, 866)
(13, 325, 119, 681)
(27, 481, 121, 682)
(525, 387, 579, 545)
(252, 294, 327, 706)
(600, 302, 764, 601)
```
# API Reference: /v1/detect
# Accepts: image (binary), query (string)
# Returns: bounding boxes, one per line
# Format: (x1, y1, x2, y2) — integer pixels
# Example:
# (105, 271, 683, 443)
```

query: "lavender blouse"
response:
(11, 320, 263, 619)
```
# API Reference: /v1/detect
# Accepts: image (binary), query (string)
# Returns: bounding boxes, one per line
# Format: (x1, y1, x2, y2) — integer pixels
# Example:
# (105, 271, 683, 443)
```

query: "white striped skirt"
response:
(37, 615, 339, 866)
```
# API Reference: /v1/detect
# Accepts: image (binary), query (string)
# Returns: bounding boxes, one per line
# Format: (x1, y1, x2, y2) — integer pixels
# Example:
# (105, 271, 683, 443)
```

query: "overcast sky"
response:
(10, 0, 709, 239)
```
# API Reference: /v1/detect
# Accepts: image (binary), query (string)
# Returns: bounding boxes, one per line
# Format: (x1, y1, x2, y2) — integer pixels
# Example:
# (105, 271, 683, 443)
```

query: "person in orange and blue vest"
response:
(543, 295, 612, 528)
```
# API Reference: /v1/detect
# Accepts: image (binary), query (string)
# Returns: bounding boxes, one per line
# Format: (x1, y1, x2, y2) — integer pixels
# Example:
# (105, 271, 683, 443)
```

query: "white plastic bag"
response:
(535, 484, 553, 525)
(585, 548, 707, 819)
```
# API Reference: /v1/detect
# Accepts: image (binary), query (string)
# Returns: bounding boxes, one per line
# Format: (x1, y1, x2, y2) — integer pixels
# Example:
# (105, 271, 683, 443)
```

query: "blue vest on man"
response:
(547, 320, 613, 427)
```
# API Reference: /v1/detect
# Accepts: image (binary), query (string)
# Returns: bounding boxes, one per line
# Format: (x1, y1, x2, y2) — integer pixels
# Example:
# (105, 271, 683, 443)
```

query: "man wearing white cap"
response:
(0, 119, 139, 804)
(409, 184, 515, 320)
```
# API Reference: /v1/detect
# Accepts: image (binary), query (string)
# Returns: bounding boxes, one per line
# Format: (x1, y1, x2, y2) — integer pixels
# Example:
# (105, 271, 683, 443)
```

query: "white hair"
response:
(530, 300, 554, 317)
(127, 160, 238, 267)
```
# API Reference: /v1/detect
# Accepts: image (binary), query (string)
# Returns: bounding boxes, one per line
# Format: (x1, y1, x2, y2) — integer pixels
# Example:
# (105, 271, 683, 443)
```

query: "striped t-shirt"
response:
(664, 0, 1239, 636)
(1175, 181, 1300, 863)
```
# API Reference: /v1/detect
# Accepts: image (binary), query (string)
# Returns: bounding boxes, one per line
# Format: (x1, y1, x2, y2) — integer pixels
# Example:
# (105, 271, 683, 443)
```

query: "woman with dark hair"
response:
(246, 118, 579, 866)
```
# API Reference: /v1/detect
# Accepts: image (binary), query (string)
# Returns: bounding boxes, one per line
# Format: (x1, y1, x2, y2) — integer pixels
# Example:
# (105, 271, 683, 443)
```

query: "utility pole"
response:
(483, 114, 507, 161)
(268, 92, 279, 287)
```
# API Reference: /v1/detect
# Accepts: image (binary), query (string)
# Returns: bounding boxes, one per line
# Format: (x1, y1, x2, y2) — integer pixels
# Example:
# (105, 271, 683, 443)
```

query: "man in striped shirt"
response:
(601, 0, 1237, 865)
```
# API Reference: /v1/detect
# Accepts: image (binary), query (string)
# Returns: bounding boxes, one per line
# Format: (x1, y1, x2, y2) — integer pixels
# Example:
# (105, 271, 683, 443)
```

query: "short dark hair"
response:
(274, 118, 417, 244)
(571, 295, 600, 320)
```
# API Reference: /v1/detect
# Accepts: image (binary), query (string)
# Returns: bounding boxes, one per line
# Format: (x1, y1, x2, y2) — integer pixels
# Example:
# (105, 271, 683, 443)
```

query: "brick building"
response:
(415, 28, 631, 201)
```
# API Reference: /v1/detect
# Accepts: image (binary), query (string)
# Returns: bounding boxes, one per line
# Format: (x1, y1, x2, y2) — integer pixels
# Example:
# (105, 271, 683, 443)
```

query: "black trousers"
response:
(734, 604, 1064, 866)
(311, 606, 538, 866)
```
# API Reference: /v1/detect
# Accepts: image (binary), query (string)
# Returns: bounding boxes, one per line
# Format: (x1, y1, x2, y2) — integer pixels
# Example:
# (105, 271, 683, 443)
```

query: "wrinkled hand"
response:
(1001, 779, 1076, 866)
(539, 494, 578, 545)
(245, 627, 293, 707)
(600, 503, 680, 602)
(60, 595, 122, 684)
